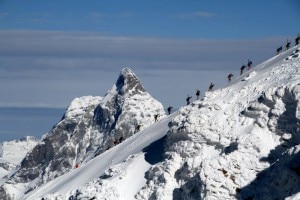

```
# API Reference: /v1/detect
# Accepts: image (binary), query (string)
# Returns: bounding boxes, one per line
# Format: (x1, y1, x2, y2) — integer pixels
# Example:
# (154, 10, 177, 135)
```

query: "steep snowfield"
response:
(136, 46, 300, 200)
(1, 46, 299, 200)
(24, 113, 175, 199)
(0, 68, 166, 199)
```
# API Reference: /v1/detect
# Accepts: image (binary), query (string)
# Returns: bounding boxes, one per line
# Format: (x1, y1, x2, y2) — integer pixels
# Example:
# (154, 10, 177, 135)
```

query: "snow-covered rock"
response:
(1, 46, 299, 200)
(137, 46, 300, 200)
(0, 136, 38, 179)
(28, 47, 300, 200)
(0, 68, 165, 199)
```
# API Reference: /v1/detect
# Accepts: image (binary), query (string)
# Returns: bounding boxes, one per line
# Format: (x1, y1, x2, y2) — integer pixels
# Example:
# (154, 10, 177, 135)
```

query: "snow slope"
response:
(24, 112, 175, 199)
(0, 68, 166, 199)
(136, 46, 300, 200)
(1, 46, 299, 200)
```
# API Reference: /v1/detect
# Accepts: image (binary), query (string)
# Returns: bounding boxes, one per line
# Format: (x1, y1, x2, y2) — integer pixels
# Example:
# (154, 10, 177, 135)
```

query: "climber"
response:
(247, 59, 252, 70)
(240, 65, 246, 75)
(286, 40, 291, 50)
(276, 46, 282, 55)
(113, 139, 119, 145)
(75, 163, 79, 168)
(228, 73, 234, 83)
(154, 114, 159, 122)
(167, 106, 173, 115)
(208, 82, 214, 91)
(186, 96, 192, 105)
(295, 35, 300, 46)
(119, 136, 124, 143)
(196, 89, 200, 100)
(135, 124, 141, 133)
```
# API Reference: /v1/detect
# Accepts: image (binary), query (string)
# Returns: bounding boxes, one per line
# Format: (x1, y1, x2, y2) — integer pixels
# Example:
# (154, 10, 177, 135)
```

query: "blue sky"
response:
(0, 0, 299, 110)
(1, 0, 299, 38)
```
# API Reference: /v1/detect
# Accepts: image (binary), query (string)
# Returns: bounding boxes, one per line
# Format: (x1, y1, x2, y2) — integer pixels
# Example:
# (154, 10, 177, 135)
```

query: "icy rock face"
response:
(15, 96, 102, 183)
(137, 47, 300, 200)
(93, 68, 165, 152)
(0, 68, 165, 198)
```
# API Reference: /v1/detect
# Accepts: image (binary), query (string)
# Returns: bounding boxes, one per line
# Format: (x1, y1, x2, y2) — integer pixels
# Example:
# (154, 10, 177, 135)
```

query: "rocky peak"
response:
(94, 67, 165, 152)
(0, 68, 165, 198)
(115, 68, 146, 96)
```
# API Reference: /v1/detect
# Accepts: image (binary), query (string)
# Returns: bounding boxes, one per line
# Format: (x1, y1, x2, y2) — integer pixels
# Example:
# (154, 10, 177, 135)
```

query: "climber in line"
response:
(296, 35, 300, 46)
(286, 40, 291, 50)
(228, 73, 234, 83)
(196, 89, 200, 100)
(154, 114, 159, 122)
(240, 64, 246, 75)
(208, 82, 214, 91)
(247, 59, 252, 70)
(167, 106, 173, 115)
(276, 46, 282, 55)
(186, 96, 192, 105)
(135, 124, 141, 133)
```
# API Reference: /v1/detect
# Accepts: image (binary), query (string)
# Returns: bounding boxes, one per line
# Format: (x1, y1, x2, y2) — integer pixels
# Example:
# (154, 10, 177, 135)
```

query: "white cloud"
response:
(0, 30, 288, 108)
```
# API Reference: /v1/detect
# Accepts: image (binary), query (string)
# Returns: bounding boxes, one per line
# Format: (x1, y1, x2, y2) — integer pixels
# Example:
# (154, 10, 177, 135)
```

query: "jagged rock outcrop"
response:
(136, 47, 300, 200)
(0, 68, 165, 198)
(93, 68, 165, 152)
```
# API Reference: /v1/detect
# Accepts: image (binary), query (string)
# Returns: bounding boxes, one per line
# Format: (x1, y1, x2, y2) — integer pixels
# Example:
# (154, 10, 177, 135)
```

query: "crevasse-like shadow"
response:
(237, 89, 300, 200)
(143, 135, 167, 165)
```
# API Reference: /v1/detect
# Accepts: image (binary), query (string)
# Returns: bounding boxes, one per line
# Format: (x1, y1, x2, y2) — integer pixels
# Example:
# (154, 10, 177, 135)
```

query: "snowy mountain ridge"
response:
(0, 68, 165, 199)
(0, 46, 299, 200)
(136, 46, 300, 200)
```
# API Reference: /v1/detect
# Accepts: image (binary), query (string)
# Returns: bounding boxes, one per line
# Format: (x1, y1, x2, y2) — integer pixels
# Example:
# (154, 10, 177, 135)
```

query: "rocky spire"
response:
(115, 68, 146, 96)
(0, 68, 165, 198)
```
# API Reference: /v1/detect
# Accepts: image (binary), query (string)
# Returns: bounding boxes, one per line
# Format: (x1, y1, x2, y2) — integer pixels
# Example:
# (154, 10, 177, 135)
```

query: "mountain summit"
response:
(1, 46, 300, 200)
(0, 68, 165, 199)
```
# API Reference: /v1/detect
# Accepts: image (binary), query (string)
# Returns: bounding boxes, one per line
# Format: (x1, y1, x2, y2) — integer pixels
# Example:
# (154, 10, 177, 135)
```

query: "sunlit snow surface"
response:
(1, 47, 300, 200)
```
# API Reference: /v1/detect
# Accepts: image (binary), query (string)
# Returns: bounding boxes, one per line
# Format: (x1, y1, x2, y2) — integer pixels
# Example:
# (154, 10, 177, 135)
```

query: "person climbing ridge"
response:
(228, 73, 234, 83)
(196, 89, 200, 100)
(186, 96, 192, 105)
(247, 59, 252, 70)
(135, 124, 141, 133)
(276, 46, 282, 55)
(295, 34, 300, 46)
(167, 106, 173, 115)
(286, 40, 291, 50)
(240, 65, 246, 75)
(113, 139, 119, 145)
(208, 82, 214, 91)
(154, 114, 159, 122)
